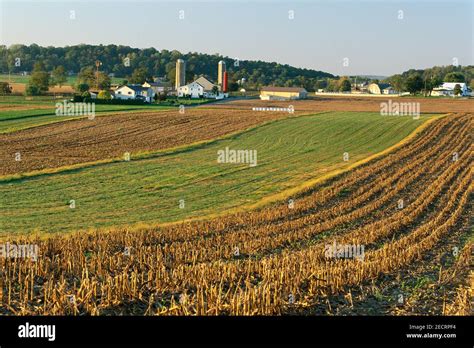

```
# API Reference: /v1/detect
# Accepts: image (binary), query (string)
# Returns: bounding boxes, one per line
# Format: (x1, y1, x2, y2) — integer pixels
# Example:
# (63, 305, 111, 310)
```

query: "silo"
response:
(223, 71, 228, 93)
(218, 60, 226, 88)
(175, 59, 186, 89)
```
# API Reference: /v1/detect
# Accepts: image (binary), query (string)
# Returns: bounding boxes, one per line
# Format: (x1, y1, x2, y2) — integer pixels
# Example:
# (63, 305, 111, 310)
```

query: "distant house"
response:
(432, 82, 469, 97)
(178, 81, 204, 98)
(382, 86, 397, 95)
(115, 85, 154, 102)
(367, 83, 391, 95)
(143, 81, 172, 95)
(260, 86, 308, 100)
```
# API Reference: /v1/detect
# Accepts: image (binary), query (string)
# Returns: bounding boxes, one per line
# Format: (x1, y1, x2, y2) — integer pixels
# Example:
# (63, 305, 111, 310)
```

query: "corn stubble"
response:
(1, 113, 472, 315)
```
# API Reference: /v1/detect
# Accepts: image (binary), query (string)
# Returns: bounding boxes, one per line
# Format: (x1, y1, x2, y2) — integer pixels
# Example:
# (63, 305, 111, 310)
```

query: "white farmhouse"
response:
(115, 85, 154, 102)
(177, 81, 204, 98)
(432, 82, 470, 97)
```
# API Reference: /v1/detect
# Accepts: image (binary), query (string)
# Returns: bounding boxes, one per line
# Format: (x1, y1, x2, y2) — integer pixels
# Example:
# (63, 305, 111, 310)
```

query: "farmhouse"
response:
(260, 86, 308, 100)
(431, 82, 470, 97)
(115, 85, 154, 102)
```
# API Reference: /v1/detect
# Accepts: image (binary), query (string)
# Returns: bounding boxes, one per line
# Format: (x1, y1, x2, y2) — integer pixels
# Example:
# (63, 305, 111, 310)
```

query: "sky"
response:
(0, 0, 472, 76)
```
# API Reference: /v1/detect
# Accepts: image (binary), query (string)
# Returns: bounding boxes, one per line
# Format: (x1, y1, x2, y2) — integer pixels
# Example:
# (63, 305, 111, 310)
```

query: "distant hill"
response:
(0, 44, 335, 90)
(355, 75, 388, 80)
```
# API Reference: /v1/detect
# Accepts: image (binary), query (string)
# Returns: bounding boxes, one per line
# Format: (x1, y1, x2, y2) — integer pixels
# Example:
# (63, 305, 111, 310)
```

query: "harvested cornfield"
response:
(1, 113, 472, 315)
(0, 108, 290, 175)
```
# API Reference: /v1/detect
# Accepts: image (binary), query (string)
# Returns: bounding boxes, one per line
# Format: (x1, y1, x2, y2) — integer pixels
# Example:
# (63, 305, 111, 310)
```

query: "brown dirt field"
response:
(208, 96, 474, 113)
(0, 108, 290, 175)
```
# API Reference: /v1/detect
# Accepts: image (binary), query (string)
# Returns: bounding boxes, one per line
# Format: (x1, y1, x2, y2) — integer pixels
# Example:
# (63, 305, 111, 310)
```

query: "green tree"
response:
(51, 65, 67, 87)
(339, 78, 351, 92)
(129, 67, 149, 84)
(97, 72, 111, 89)
(76, 83, 90, 93)
(27, 61, 50, 95)
(444, 72, 465, 83)
(77, 67, 96, 86)
(389, 74, 405, 93)
(212, 85, 219, 95)
(405, 74, 423, 95)
(453, 84, 462, 96)
(77, 66, 110, 89)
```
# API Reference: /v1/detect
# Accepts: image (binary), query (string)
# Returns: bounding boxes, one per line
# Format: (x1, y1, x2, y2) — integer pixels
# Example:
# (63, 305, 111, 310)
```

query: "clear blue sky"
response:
(0, 0, 472, 76)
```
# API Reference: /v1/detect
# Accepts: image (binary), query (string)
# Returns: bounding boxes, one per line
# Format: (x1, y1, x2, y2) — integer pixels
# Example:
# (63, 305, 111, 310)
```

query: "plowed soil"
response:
(208, 96, 474, 113)
(0, 108, 290, 175)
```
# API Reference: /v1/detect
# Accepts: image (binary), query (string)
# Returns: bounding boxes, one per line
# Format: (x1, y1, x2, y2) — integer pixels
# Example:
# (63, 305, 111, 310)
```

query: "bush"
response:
(98, 90, 112, 100)
(0, 82, 12, 95)
(26, 85, 41, 96)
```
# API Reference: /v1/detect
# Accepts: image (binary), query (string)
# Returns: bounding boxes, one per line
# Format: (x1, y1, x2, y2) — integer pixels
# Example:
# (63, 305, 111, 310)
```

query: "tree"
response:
(212, 85, 219, 95)
(51, 65, 67, 87)
(314, 80, 327, 90)
(129, 67, 149, 84)
(77, 66, 110, 89)
(98, 90, 112, 99)
(339, 78, 351, 92)
(0, 81, 12, 95)
(453, 84, 462, 96)
(76, 83, 90, 93)
(97, 72, 111, 89)
(389, 74, 404, 93)
(444, 72, 465, 83)
(77, 67, 96, 86)
(405, 74, 423, 95)
(27, 61, 50, 95)
(228, 80, 239, 92)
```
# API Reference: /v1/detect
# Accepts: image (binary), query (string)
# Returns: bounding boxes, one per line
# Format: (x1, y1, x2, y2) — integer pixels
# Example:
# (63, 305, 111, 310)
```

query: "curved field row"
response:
(0, 113, 471, 315)
(0, 112, 426, 234)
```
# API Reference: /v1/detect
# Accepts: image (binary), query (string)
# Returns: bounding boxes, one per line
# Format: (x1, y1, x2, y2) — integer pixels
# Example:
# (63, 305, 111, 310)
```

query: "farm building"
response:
(194, 76, 217, 92)
(177, 81, 204, 98)
(382, 86, 397, 95)
(115, 85, 154, 102)
(367, 83, 392, 95)
(432, 82, 470, 97)
(260, 86, 308, 100)
(142, 81, 172, 95)
(178, 76, 228, 99)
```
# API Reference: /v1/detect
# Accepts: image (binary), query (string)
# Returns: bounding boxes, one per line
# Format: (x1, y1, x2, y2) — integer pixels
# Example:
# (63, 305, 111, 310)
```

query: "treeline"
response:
(0, 44, 334, 90)
(386, 65, 474, 95)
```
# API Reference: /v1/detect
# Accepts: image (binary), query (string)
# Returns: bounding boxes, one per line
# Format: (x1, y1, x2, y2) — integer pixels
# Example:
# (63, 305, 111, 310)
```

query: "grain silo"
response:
(218, 60, 226, 88)
(175, 59, 186, 89)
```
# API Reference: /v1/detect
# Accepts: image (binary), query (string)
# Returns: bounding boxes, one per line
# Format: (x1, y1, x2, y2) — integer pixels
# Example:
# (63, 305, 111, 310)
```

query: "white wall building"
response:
(177, 81, 204, 98)
(432, 82, 470, 97)
(115, 85, 154, 102)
